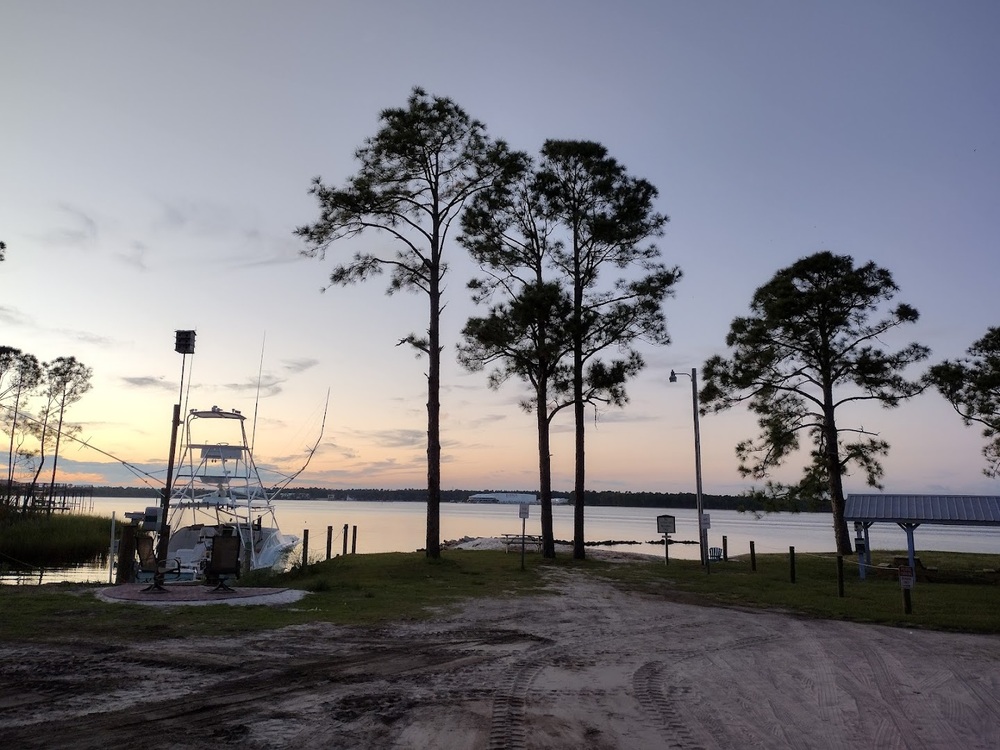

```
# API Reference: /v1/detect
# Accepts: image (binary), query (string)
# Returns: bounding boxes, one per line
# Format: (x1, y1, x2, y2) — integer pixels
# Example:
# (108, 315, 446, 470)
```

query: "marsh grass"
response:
(0, 512, 114, 568)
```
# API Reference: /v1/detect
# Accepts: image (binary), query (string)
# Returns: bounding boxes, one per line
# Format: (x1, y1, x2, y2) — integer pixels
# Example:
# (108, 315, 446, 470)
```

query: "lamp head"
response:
(668, 369, 677, 383)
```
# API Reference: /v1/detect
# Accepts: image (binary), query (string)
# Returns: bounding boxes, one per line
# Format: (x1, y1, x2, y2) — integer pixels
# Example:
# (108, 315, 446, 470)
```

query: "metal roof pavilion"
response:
(845, 494, 1000, 526)
(844, 494, 1000, 577)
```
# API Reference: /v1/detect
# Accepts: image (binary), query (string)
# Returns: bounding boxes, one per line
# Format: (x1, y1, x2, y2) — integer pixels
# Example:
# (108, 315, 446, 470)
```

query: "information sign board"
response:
(700, 513, 711, 530)
(656, 514, 676, 534)
(519, 503, 530, 519)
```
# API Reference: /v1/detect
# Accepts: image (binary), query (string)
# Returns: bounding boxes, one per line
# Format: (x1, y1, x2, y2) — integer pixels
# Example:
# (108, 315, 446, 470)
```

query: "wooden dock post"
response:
(326, 525, 333, 560)
(301, 529, 309, 568)
(789, 545, 796, 583)
(750, 541, 756, 572)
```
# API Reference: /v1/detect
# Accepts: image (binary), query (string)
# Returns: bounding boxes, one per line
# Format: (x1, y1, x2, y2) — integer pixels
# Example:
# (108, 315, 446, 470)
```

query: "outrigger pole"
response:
(147, 329, 196, 593)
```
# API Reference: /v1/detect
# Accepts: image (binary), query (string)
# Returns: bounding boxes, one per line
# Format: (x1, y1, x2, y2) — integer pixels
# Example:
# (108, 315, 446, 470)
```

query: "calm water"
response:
(4, 497, 998, 584)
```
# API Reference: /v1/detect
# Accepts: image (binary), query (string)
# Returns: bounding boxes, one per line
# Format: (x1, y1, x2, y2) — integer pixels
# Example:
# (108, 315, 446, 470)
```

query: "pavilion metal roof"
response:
(845, 494, 1000, 526)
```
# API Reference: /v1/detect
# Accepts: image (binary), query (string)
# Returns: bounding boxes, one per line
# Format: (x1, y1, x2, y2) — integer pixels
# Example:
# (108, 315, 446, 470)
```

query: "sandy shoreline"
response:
(2, 544, 999, 749)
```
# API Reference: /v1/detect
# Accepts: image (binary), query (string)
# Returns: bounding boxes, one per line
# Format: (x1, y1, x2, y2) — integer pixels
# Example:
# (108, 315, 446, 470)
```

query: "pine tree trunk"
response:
(425, 240, 442, 559)
(537, 380, 555, 558)
(823, 405, 853, 554)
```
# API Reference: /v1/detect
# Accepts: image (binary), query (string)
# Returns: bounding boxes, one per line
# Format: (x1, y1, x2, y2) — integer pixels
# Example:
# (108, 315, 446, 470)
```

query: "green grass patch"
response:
(592, 549, 1000, 633)
(0, 549, 550, 643)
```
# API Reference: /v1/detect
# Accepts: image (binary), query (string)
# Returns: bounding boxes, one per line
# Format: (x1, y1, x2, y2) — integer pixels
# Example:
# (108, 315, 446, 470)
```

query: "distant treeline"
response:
(89, 485, 831, 512)
(278, 487, 831, 512)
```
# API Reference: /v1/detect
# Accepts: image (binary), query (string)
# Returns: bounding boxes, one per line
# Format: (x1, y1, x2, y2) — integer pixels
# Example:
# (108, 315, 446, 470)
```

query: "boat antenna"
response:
(267, 389, 329, 499)
(181, 341, 195, 418)
(251, 331, 265, 454)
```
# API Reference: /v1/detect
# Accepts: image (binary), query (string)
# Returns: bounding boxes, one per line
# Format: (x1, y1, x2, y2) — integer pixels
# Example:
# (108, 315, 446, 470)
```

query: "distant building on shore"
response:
(464, 492, 569, 505)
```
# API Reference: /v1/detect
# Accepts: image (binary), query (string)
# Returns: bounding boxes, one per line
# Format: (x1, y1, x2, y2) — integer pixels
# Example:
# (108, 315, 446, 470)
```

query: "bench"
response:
(501, 534, 543, 553)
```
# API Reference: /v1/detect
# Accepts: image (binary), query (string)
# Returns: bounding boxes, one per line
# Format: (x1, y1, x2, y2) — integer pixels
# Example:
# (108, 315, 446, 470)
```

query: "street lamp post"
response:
(670, 368, 707, 566)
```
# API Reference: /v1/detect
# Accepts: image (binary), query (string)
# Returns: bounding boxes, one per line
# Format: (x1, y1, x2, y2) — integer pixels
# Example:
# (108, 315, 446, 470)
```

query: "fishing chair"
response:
(135, 535, 181, 581)
(205, 533, 242, 592)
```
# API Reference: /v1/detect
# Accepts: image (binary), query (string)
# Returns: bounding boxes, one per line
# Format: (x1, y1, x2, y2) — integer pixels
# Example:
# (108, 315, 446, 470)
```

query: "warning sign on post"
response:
(898, 565, 914, 589)
(519, 503, 530, 519)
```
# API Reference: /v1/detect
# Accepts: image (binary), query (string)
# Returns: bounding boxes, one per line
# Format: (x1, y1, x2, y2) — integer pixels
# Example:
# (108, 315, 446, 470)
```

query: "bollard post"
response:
(789, 545, 796, 583)
(301, 528, 309, 569)
(342, 524, 348, 557)
(750, 541, 757, 572)
(837, 555, 845, 597)
(351, 525, 358, 554)
(722, 535, 728, 562)
(326, 525, 333, 560)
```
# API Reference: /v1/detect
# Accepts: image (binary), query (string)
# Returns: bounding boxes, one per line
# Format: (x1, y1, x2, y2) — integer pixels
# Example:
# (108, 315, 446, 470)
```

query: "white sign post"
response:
(518, 504, 530, 570)
(899, 564, 914, 614)
(656, 515, 676, 565)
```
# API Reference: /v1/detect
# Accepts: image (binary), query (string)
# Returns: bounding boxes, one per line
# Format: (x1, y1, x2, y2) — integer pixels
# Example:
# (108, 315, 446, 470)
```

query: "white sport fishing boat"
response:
(161, 405, 300, 578)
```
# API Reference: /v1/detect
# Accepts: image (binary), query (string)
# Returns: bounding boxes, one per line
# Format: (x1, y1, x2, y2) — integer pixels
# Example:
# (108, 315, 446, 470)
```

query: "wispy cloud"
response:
(56, 328, 117, 347)
(0, 306, 31, 327)
(221, 373, 284, 397)
(114, 241, 149, 271)
(150, 198, 304, 269)
(152, 199, 233, 236)
(364, 428, 424, 449)
(0, 305, 116, 347)
(282, 358, 319, 374)
(463, 413, 508, 429)
(121, 375, 174, 390)
(593, 410, 660, 425)
(37, 203, 99, 248)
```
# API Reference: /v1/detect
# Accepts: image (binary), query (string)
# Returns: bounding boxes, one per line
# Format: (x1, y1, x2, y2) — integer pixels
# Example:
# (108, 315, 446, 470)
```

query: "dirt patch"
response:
(2, 567, 999, 749)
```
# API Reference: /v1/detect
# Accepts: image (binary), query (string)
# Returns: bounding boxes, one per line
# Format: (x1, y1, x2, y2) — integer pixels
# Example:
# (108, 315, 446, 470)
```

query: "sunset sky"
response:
(2, 1, 998, 497)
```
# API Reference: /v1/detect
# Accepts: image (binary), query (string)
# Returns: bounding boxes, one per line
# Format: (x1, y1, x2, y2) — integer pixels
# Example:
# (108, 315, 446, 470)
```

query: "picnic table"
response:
(500, 533, 543, 553)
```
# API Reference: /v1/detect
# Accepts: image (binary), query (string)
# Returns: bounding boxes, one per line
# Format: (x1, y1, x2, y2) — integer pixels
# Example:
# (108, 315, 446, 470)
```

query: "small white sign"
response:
(701, 513, 711, 530)
(519, 503, 530, 519)
(898, 565, 914, 589)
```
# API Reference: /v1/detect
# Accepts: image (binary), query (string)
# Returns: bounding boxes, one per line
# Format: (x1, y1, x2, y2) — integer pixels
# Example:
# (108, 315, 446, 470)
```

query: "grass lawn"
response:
(593, 549, 1000, 633)
(0, 548, 997, 644)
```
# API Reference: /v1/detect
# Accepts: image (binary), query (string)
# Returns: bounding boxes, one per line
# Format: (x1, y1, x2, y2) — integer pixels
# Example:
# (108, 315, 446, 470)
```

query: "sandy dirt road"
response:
(1, 567, 999, 749)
